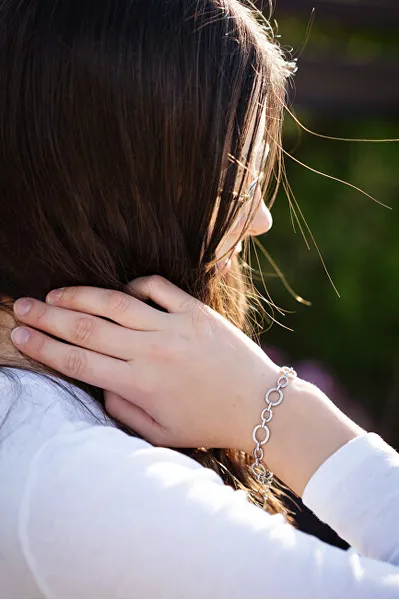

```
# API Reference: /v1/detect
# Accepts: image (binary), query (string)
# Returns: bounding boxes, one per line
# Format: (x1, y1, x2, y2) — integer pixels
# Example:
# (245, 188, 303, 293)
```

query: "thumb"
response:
(104, 391, 166, 446)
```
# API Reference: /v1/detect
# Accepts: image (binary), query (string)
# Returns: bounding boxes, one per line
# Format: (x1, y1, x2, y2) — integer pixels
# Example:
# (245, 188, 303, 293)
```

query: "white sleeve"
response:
(18, 424, 399, 599)
(302, 432, 399, 564)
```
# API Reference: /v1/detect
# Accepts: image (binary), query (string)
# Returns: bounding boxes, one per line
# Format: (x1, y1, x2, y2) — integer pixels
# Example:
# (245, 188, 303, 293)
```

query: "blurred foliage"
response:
(255, 7, 399, 443)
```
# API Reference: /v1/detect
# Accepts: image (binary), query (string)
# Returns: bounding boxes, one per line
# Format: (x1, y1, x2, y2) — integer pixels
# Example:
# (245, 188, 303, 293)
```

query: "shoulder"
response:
(0, 367, 113, 437)
(23, 419, 224, 511)
(0, 366, 220, 500)
(19, 413, 240, 597)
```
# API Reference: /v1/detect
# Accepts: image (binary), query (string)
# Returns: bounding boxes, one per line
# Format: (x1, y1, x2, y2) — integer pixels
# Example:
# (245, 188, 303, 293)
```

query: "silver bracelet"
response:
(251, 366, 297, 508)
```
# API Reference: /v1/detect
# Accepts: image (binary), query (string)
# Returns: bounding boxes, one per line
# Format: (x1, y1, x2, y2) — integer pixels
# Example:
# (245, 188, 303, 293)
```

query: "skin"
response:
(216, 106, 273, 273)
(4, 113, 364, 498)
(9, 278, 364, 497)
(7, 197, 363, 498)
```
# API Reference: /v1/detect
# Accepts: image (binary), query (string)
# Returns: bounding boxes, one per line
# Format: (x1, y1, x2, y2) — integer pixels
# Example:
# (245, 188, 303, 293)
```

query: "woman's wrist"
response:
(243, 371, 365, 497)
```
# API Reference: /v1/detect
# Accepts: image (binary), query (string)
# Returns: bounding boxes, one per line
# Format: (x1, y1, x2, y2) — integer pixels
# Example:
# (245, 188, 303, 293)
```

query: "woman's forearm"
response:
(242, 374, 365, 497)
(11, 279, 366, 497)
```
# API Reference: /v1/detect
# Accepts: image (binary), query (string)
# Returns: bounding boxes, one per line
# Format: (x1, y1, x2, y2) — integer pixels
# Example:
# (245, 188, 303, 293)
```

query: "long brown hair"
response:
(0, 0, 293, 516)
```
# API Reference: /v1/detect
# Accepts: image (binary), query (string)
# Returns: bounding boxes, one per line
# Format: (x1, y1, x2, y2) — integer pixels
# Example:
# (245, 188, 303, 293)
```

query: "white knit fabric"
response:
(1, 368, 398, 598)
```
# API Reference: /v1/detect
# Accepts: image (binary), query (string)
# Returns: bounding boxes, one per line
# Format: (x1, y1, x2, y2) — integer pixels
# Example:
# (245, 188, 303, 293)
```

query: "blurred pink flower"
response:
(263, 346, 373, 430)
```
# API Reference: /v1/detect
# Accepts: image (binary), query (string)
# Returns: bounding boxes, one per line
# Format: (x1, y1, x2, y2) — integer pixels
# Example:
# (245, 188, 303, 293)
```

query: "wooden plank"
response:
(266, 0, 399, 29)
(288, 56, 399, 114)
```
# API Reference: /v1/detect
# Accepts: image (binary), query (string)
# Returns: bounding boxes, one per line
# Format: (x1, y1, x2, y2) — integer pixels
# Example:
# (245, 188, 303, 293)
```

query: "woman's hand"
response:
(11, 276, 281, 454)
(11, 275, 365, 496)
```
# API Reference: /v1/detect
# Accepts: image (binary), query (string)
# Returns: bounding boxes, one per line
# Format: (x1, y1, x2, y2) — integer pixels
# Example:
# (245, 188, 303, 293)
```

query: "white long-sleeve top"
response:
(1, 368, 399, 598)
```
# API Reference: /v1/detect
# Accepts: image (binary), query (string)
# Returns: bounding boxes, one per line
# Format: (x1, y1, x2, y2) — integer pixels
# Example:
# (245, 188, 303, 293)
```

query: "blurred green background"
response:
(255, 0, 399, 455)
(252, 0, 398, 544)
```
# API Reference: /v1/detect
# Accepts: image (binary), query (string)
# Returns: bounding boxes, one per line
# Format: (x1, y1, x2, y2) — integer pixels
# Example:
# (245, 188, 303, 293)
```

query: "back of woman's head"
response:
(0, 0, 289, 311)
(0, 0, 293, 515)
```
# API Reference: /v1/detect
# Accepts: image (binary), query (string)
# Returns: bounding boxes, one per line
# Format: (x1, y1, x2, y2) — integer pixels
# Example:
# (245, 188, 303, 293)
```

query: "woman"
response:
(0, 0, 398, 597)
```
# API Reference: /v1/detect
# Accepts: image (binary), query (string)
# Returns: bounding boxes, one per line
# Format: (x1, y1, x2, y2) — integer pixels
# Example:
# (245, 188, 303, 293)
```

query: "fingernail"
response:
(11, 327, 31, 345)
(47, 288, 64, 305)
(14, 298, 33, 316)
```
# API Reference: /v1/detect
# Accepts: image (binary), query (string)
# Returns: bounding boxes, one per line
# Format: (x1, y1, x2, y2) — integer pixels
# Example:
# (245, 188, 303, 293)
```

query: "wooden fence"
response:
(263, 0, 399, 114)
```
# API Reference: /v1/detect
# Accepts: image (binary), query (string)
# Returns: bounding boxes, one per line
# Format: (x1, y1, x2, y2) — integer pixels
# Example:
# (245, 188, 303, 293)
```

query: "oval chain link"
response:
(251, 367, 297, 507)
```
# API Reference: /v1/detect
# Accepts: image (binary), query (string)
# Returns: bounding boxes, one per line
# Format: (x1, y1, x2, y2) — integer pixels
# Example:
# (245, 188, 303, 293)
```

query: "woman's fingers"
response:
(10, 326, 134, 396)
(13, 298, 147, 360)
(125, 275, 199, 314)
(46, 286, 167, 330)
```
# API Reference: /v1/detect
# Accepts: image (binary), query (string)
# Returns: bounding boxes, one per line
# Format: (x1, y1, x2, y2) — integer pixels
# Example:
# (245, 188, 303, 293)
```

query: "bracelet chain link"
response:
(250, 366, 297, 508)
